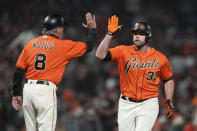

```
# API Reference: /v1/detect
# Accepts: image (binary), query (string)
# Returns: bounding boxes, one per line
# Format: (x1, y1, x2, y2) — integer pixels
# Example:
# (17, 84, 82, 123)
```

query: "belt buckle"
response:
(121, 95, 130, 102)
(36, 80, 49, 85)
(121, 95, 145, 103)
(43, 81, 48, 85)
(125, 97, 130, 101)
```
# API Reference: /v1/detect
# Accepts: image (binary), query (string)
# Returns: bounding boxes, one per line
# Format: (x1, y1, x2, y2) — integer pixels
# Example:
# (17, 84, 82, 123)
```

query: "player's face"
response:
(133, 31, 147, 48)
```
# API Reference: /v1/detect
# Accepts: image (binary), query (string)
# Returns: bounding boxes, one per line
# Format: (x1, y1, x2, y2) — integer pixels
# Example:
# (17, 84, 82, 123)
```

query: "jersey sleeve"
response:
(108, 46, 122, 62)
(160, 56, 173, 80)
(16, 46, 27, 70)
(65, 40, 87, 58)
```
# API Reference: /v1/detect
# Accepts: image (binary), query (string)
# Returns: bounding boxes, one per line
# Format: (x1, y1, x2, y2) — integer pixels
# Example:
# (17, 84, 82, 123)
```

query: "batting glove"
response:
(108, 15, 122, 35)
(165, 99, 175, 119)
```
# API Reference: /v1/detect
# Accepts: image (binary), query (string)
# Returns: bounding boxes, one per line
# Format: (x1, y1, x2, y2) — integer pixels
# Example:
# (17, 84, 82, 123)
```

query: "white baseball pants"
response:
(118, 97, 159, 131)
(22, 79, 57, 131)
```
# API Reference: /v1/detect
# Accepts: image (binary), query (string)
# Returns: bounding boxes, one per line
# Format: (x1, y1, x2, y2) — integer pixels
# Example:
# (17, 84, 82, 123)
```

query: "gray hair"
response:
(42, 28, 57, 35)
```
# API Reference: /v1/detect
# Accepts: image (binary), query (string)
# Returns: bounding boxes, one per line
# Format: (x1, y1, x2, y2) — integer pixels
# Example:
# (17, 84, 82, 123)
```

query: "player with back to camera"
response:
(96, 15, 175, 131)
(12, 12, 96, 131)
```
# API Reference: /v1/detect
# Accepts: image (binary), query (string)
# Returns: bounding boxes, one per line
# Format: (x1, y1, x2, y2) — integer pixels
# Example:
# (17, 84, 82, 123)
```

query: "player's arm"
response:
(160, 56, 174, 101)
(12, 67, 26, 96)
(82, 12, 96, 52)
(96, 34, 113, 60)
(163, 75, 175, 119)
(96, 15, 121, 60)
(12, 67, 26, 110)
(164, 79, 175, 119)
(12, 47, 27, 110)
(163, 79, 174, 101)
(160, 56, 175, 119)
(83, 28, 96, 52)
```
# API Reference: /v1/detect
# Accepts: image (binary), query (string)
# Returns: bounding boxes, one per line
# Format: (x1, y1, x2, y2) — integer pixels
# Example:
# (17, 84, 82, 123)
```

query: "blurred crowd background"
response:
(0, 0, 197, 131)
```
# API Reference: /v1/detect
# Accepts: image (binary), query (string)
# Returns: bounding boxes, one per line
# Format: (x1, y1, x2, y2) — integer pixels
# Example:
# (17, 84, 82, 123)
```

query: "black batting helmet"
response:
(132, 22, 152, 42)
(42, 14, 68, 31)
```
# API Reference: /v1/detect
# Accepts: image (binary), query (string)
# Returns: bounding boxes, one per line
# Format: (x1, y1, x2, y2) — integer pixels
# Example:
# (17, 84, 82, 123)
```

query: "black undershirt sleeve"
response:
(162, 76, 173, 83)
(83, 28, 96, 53)
(12, 67, 26, 96)
(103, 51, 112, 61)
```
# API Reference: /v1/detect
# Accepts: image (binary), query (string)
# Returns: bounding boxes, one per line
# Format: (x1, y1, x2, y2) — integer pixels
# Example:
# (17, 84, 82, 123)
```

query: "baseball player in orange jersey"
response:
(12, 12, 96, 131)
(96, 15, 175, 131)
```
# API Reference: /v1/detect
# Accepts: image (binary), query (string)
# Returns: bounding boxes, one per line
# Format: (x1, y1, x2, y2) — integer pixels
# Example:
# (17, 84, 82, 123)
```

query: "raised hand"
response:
(108, 15, 122, 35)
(82, 12, 96, 29)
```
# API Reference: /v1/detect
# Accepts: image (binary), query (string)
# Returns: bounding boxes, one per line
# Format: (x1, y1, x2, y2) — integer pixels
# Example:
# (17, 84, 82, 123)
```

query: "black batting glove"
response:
(165, 99, 175, 119)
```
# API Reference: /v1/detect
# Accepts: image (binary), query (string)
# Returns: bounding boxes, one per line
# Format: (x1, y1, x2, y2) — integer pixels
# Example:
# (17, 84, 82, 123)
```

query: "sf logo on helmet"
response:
(137, 23, 142, 28)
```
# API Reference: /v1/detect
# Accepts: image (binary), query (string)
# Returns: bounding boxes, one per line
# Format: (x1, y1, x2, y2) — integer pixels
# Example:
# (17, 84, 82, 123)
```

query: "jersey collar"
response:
(42, 34, 60, 39)
(132, 45, 155, 57)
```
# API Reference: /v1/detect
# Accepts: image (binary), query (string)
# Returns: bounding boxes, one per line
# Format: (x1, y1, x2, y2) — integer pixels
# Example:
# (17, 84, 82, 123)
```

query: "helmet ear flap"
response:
(146, 24, 152, 43)
(145, 35, 151, 43)
(145, 36, 148, 43)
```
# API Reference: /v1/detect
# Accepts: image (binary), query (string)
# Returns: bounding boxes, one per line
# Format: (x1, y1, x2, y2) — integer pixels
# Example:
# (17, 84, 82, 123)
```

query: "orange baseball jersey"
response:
(109, 45, 173, 100)
(16, 35, 87, 85)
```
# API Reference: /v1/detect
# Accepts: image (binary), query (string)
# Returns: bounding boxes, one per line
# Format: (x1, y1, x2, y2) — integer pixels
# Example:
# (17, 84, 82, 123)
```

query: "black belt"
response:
(121, 95, 148, 103)
(25, 80, 49, 86)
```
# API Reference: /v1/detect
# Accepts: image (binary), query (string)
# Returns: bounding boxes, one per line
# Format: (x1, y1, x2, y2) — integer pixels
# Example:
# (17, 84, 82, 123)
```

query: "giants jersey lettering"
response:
(16, 35, 87, 85)
(109, 45, 173, 100)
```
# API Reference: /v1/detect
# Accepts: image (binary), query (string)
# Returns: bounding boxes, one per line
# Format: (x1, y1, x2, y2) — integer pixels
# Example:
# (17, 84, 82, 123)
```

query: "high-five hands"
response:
(82, 12, 96, 29)
(108, 15, 122, 35)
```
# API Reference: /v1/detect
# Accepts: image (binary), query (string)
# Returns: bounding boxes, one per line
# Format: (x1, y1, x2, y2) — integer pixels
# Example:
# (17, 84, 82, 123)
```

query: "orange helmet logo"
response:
(137, 23, 142, 28)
